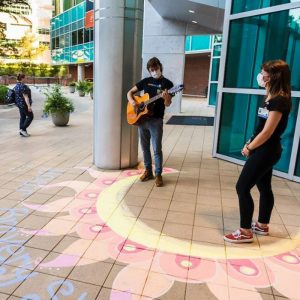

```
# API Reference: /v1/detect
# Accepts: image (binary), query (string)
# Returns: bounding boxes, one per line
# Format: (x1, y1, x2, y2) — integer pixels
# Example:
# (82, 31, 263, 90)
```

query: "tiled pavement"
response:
(0, 89, 299, 299)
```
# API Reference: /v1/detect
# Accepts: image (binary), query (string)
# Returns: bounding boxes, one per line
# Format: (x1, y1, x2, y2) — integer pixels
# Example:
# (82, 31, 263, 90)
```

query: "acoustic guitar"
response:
(127, 84, 184, 125)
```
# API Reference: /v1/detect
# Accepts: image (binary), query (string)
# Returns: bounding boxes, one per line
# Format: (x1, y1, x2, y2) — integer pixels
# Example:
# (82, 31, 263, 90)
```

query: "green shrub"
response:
(0, 85, 9, 104)
(76, 80, 90, 93)
(43, 85, 74, 114)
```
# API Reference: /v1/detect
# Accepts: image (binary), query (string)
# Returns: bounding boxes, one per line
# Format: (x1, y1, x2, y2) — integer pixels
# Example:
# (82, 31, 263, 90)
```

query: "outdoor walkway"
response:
(0, 89, 299, 300)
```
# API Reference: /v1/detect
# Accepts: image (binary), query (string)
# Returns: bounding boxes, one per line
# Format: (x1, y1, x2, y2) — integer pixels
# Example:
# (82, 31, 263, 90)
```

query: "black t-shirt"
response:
(135, 76, 174, 119)
(252, 95, 291, 146)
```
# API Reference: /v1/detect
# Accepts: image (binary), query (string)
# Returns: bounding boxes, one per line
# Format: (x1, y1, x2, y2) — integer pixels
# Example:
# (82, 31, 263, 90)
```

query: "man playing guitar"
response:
(127, 57, 174, 187)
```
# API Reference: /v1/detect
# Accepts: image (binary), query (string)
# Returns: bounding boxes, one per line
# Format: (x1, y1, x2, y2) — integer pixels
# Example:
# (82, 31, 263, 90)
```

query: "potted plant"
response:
(76, 80, 87, 97)
(0, 85, 9, 105)
(86, 81, 93, 99)
(43, 85, 74, 126)
(68, 81, 76, 93)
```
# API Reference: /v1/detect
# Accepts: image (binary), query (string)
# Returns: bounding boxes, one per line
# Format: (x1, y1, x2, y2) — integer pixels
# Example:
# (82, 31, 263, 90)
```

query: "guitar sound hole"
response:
(139, 102, 145, 111)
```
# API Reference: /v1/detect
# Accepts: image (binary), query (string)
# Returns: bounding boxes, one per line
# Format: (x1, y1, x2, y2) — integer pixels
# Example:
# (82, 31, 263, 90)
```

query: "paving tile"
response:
(54, 279, 101, 299)
(69, 258, 113, 286)
(25, 234, 63, 251)
(166, 211, 194, 225)
(5, 246, 49, 270)
(185, 283, 221, 300)
(0, 265, 33, 294)
(139, 208, 168, 222)
(192, 226, 224, 245)
(0, 294, 9, 300)
(163, 223, 193, 240)
(13, 272, 64, 299)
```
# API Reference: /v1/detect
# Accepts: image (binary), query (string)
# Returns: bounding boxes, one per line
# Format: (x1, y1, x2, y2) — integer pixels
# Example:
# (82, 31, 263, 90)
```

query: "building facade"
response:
(0, 0, 53, 64)
(214, 0, 300, 181)
(51, 0, 93, 81)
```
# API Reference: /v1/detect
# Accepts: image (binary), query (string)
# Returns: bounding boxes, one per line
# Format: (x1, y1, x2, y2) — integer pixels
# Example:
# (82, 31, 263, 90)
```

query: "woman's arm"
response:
(23, 93, 32, 112)
(242, 111, 282, 156)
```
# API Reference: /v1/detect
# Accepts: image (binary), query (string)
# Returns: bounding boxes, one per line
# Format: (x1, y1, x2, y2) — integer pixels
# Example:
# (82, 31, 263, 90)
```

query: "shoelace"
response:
(233, 229, 242, 237)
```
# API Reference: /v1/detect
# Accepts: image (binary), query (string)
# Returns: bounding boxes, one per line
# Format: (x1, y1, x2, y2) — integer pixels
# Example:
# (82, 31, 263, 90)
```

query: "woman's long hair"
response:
(262, 60, 291, 100)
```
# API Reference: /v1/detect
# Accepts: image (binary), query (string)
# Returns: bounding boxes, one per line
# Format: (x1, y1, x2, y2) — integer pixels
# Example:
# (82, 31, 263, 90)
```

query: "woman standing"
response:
(224, 60, 291, 243)
(14, 74, 34, 137)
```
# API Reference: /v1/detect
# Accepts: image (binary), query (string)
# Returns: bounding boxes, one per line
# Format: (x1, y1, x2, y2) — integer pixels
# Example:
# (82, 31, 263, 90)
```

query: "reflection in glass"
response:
(218, 94, 298, 173)
(232, 0, 294, 14)
(225, 8, 300, 91)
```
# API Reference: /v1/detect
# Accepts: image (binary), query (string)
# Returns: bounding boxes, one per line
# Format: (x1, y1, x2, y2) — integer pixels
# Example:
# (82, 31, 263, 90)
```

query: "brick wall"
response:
(68, 64, 93, 82)
(183, 54, 210, 96)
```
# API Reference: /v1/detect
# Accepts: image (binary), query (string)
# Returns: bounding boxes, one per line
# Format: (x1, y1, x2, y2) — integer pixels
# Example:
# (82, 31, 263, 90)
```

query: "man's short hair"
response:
(147, 57, 163, 72)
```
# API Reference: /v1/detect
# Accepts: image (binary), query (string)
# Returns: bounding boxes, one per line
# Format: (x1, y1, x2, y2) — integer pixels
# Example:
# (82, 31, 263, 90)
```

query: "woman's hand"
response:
(241, 144, 250, 157)
(28, 106, 32, 112)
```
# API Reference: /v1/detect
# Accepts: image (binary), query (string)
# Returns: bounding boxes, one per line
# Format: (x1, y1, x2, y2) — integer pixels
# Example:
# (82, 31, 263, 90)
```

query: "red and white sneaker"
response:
(252, 222, 269, 236)
(223, 229, 253, 243)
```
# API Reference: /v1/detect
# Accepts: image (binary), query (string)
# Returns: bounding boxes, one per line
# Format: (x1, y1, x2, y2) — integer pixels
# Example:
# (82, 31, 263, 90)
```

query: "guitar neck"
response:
(144, 93, 163, 106)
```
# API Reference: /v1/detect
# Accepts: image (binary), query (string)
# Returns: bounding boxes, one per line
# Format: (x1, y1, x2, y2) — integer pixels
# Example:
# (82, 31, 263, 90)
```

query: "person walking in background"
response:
(224, 60, 292, 243)
(14, 74, 34, 137)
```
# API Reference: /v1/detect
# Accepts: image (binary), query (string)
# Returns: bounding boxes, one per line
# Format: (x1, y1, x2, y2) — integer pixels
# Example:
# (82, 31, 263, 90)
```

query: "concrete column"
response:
(142, 0, 186, 114)
(93, 0, 144, 169)
(77, 64, 85, 82)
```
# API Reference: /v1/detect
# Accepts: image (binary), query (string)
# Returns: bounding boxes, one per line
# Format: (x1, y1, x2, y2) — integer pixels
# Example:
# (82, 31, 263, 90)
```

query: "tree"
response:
(0, 0, 29, 12)
(0, 0, 30, 56)
(19, 31, 48, 64)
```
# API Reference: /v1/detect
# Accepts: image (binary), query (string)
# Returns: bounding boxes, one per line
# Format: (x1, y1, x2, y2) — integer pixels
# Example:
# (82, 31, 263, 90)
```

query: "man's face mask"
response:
(150, 68, 162, 79)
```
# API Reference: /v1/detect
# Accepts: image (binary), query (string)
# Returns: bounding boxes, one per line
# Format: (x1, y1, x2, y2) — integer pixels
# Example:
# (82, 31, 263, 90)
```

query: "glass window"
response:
(213, 44, 222, 57)
(277, 98, 299, 172)
(59, 35, 65, 48)
(208, 83, 218, 106)
(55, 37, 59, 49)
(214, 35, 222, 43)
(84, 29, 90, 43)
(90, 29, 94, 42)
(77, 19, 84, 28)
(63, 11, 70, 25)
(211, 58, 220, 81)
(78, 28, 84, 44)
(72, 30, 78, 46)
(72, 5, 77, 20)
(185, 36, 192, 51)
(65, 33, 71, 47)
(224, 8, 300, 91)
(51, 38, 55, 50)
(294, 142, 300, 176)
(231, 0, 295, 14)
(191, 35, 211, 51)
(77, 3, 85, 19)
(218, 93, 299, 173)
(71, 22, 77, 31)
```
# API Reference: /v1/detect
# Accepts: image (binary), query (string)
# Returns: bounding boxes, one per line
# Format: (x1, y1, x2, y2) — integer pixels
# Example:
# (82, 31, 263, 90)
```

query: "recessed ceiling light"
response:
(189, 10, 195, 13)
(192, 20, 198, 24)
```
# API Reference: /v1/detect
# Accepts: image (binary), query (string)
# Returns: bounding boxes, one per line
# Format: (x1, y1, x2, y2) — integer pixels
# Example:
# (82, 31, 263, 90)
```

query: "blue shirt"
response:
(14, 82, 32, 108)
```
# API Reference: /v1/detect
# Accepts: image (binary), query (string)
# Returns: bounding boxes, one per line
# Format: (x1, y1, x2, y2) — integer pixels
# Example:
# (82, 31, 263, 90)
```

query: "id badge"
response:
(258, 107, 269, 119)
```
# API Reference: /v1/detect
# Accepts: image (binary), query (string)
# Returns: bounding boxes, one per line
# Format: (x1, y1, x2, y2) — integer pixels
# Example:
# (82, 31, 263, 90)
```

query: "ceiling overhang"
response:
(148, 0, 225, 34)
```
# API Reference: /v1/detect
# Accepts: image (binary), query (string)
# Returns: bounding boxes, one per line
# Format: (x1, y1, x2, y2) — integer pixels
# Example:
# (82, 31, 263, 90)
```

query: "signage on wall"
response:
(85, 0, 94, 29)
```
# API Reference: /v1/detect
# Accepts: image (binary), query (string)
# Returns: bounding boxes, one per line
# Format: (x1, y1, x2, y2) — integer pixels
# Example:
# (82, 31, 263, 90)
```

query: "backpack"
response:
(5, 88, 16, 105)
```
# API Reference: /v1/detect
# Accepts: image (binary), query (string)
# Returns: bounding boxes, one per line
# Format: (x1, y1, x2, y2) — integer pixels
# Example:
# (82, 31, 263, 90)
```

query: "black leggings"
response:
(236, 144, 282, 229)
(19, 106, 34, 131)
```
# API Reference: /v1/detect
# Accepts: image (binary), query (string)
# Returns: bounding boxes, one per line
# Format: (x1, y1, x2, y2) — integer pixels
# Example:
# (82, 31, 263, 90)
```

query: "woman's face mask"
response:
(257, 72, 269, 88)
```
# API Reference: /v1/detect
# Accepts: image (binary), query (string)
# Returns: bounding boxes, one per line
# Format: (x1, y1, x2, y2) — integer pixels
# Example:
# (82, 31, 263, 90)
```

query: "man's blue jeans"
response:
(138, 118, 163, 176)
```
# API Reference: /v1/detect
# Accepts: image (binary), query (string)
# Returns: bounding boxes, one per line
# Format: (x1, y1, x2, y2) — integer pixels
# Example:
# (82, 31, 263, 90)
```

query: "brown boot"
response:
(155, 174, 163, 187)
(140, 170, 154, 182)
